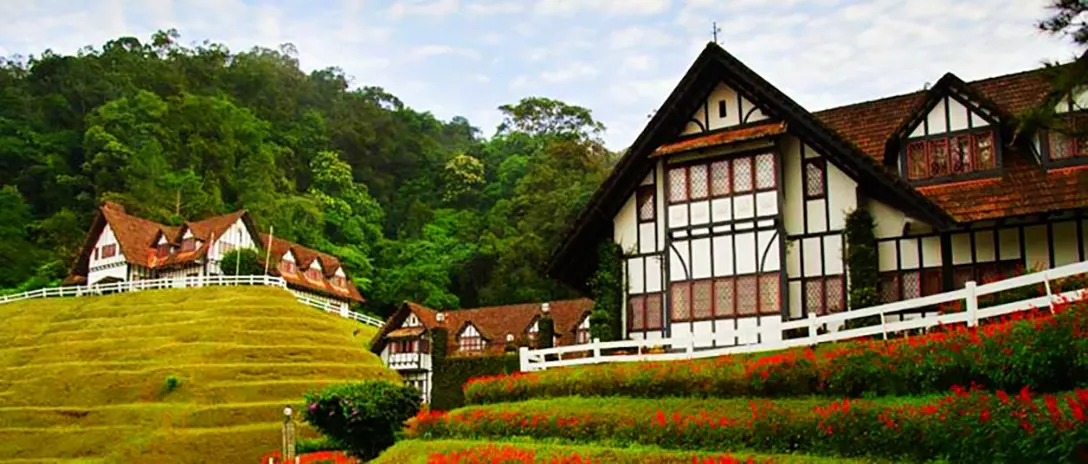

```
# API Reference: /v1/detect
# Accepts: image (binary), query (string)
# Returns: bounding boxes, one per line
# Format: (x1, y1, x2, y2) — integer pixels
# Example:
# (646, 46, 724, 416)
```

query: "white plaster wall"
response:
(909, 96, 990, 138)
(669, 315, 780, 348)
(826, 163, 858, 231)
(614, 195, 638, 252)
(682, 83, 769, 135)
(209, 219, 258, 262)
(781, 137, 804, 236)
(89, 224, 127, 270)
(88, 264, 129, 285)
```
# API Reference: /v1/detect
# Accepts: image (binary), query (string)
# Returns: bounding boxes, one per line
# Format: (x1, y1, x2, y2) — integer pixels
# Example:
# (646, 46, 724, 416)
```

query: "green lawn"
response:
(0, 286, 395, 464)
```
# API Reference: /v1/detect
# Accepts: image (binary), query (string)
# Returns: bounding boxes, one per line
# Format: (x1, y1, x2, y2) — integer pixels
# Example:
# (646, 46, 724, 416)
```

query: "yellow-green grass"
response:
(0, 286, 395, 463)
(375, 439, 880, 463)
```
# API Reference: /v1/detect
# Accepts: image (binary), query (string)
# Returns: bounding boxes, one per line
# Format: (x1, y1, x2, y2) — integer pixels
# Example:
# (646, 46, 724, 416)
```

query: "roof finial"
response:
(712, 21, 721, 44)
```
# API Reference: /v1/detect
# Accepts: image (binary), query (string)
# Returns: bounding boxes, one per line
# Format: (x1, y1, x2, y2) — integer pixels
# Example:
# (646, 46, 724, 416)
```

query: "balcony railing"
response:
(386, 352, 432, 371)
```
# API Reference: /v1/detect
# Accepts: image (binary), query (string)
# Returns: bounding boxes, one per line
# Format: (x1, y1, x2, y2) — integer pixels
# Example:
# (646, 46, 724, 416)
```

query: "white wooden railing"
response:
(0, 274, 384, 328)
(519, 259, 1088, 372)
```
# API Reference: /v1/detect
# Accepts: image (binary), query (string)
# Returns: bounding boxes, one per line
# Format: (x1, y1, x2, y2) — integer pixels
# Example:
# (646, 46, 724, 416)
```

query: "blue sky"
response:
(0, 0, 1080, 150)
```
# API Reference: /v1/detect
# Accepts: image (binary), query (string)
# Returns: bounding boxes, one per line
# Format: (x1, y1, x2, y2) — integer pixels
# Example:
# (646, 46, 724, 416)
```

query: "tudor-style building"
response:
(64, 201, 365, 310)
(549, 43, 1088, 348)
(370, 299, 593, 402)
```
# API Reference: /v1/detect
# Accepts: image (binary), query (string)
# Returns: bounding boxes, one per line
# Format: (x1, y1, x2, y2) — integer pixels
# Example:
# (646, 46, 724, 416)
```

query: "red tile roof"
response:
(813, 64, 1087, 222)
(373, 299, 595, 356)
(261, 234, 365, 303)
(651, 121, 787, 157)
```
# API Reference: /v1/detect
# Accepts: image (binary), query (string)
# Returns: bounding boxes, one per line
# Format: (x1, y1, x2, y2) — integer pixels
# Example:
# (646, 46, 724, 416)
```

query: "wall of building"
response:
(681, 82, 769, 135)
(87, 224, 129, 285)
(208, 218, 259, 273)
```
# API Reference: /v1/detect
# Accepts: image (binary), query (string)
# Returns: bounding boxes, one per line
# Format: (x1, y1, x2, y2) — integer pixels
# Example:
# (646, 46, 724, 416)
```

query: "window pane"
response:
(759, 274, 779, 314)
(929, 139, 949, 177)
(880, 273, 900, 303)
(975, 132, 995, 168)
(669, 168, 688, 203)
(714, 278, 734, 318)
(826, 277, 845, 313)
(736, 276, 758, 315)
(805, 161, 825, 198)
(1050, 131, 1070, 160)
(733, 157, 753, 192)
(692, 280, 713, 319)
(670, 282, 691, 322)
(690, 164, 708, 199)
(953, 267, 973, 289)
(951, 135, 972, 174)
(755, 153, 776, 190)
(628, 296, 646, 331)
(907, 142, 927, 179)
(637, 186, 655, 221)
(711, 161, 731, 196)
(923, 269, 942, 296)
(805, 279, 824, 316)
(902, 271, 921, 299)
(646, 294, 663, 329)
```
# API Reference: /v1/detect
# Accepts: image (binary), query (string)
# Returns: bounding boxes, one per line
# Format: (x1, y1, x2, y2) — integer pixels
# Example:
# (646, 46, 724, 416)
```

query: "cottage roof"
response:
(260, 234, 364, 303)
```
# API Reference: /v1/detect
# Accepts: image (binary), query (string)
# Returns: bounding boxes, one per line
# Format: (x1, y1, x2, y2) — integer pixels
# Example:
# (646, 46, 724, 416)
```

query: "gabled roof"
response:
(261, 234, 364, 303)
(369, 298, 595, 355)
(547, 42, 954, 290)
(885, 73, 1007, 149)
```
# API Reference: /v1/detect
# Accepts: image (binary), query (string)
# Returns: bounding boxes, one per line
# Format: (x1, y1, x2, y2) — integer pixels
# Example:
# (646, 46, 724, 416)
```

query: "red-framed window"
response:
(804, 158, 826, 199)
(390, 339, 417, 354)
(458, 330, 485, 353)
(1047, 127, 1088, 161)
(575, 316, 591, 344)
(879, 268, 943, 303)
(101, 244, 117, 259)
(280, 260, 296, 275)
(667, 152, 777, 205)
(636, 185, 655, 222)
(669, 273, 779, 322)
(155, 243, 169, 258)
(305, 268, 323, 280)
(803, 275, 846, 316)
(181, 238, 196, 252)
(627, 293, 664, 332)
(905, 130, 996, 181)
(331, 275, 347, 288)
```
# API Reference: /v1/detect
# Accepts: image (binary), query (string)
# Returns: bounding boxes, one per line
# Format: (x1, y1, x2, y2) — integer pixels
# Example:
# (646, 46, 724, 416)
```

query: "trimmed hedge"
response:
(411, 387, 1088, 462)
(465, 301, 1088, 404)
(428, 327, 524, 411)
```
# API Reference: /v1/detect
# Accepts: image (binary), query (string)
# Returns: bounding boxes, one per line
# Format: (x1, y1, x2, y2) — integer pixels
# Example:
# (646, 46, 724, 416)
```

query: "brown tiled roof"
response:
(813, 64, 1087, 222)
(261, 234, 365, 303)
(652, 121, 787, 157)
(372, 299, 595, 355)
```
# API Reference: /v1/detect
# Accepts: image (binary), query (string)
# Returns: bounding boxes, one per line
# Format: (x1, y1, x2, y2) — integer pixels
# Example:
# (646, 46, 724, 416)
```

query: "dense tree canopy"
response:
(0, 30, 618, 315)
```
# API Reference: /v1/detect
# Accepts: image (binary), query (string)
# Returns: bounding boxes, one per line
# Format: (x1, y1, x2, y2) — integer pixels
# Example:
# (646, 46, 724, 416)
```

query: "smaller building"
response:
(369, 299, 594, 403)
(64, 201, 364, 310)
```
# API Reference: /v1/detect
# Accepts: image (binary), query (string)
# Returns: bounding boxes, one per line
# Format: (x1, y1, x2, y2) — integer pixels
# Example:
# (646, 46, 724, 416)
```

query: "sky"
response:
(0, 0, 1081, 150)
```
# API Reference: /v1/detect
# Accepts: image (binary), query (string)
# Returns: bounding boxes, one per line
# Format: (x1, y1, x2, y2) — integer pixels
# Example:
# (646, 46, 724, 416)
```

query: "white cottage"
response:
(65, 201, 365, 309)
(548, 43, 1088, 348)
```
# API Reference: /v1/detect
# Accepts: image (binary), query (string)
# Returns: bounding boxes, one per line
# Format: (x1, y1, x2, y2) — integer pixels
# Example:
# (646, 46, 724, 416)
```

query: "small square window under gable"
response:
(457, 323, 485, 352)
(305, 259, 324, 281)
(894, 73, 1004, 185)
(1041, 86, 1088, 166)
(279, 250, 297, 275)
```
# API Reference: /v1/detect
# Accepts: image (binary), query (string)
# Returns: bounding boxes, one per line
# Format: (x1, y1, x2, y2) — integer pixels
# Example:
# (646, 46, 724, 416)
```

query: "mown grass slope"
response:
(0, 286, 397, 464)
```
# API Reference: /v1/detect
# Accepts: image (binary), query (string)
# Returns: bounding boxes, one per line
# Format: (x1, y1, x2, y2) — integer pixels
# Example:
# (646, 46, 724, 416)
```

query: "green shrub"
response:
(464, 301, 1088, 404)
(588, 241, 623, 342)
(220, 248, 264, 276)
(412, 388, 1088, 462)
(162, 375, 180, 394)
(431, 354, 519, 411)
(302, 381, 421, 460)
(295, 437, 343, 454)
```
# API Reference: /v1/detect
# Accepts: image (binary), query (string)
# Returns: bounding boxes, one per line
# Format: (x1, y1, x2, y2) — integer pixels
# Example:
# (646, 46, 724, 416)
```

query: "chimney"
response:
(541, 302, 550, 314)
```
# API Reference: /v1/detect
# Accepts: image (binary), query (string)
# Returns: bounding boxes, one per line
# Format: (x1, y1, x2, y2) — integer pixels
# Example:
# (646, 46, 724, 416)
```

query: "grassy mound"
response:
(375, 439, 873, 463)
(0, 286, 397, 463)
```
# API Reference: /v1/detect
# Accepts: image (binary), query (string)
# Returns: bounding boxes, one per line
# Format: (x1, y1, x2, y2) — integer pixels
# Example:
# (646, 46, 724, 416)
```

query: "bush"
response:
(412, 387, 1088, 462)
(432, 354, 519, 411)
(220, 248, 264, 276)
(162, 375, 180, 394)
(464, 301, 1088, 404)
(303, 381, 421, 460)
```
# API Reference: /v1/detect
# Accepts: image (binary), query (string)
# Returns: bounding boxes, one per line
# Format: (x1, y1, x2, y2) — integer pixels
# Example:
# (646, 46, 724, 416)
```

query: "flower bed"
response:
(372, 439, 860, 463)
(258, 450, 358, 464)
(411, 387, 1088, 462)
(465, 302, 1088, 404)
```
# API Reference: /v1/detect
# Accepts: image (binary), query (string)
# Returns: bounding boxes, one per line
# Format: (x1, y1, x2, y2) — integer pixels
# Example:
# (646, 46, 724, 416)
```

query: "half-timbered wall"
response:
(209, 218, 258, 273)
(782, 136, 856, 322)
(88, 223, 129, 285)
(620, 168, 667, 340)
(681, 82, 769, 135)
(901, 94, 1000, 182)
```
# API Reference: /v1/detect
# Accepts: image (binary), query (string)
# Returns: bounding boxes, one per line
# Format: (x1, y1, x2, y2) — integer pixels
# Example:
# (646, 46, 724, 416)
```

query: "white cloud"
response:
(534, 0, 671, 16)
(609, 26, 679, 49)
(408, 44, 481, 60)
(388, 0, 459, 19)
(465, 1, 523, 15)
(620, 54, 656, 72)
(469, 73, 492, 83)
(540, 61, 599, 83)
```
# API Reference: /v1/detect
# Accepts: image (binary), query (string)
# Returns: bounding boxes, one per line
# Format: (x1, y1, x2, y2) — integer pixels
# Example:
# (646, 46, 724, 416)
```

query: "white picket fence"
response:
(519, 259, 1088, 372)
(0, 274, 385, 328)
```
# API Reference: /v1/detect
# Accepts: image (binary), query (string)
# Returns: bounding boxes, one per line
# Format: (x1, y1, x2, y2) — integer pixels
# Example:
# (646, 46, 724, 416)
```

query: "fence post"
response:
(807, 312, 817, 345)
(519, 346, 530, 372)
(880, 310, 888, 341)
(965, 281, 979, 327)
(686, 337, 695, 358)
(1043, 270, 1056, 314)
(592, 337, 602, 361)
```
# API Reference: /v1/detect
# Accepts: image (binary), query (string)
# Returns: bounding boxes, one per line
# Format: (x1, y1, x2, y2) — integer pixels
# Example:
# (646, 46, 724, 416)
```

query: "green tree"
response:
(219, 248, 264, 276)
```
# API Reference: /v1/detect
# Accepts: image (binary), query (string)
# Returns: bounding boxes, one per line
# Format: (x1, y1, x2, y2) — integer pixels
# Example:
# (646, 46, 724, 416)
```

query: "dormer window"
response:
(181, 238, 196, 252)
(527, 318, 540, 342)
(332, 276, 347, 288)
(457, 324, 485, 353)
(280, 260, 296, 274)
(156, 243, 170, 257)
(1044, 116, 1088, 164)
(305, 267, 322, 280)
(905, 130, 995, 182)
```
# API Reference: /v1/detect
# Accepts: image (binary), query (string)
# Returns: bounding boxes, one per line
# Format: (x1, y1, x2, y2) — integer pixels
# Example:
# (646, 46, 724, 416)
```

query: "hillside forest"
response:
(0, 30, 618, 315)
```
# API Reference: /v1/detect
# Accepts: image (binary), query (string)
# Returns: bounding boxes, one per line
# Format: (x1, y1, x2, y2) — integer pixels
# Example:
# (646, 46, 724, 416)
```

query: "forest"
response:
(0, 30, 618, 316)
